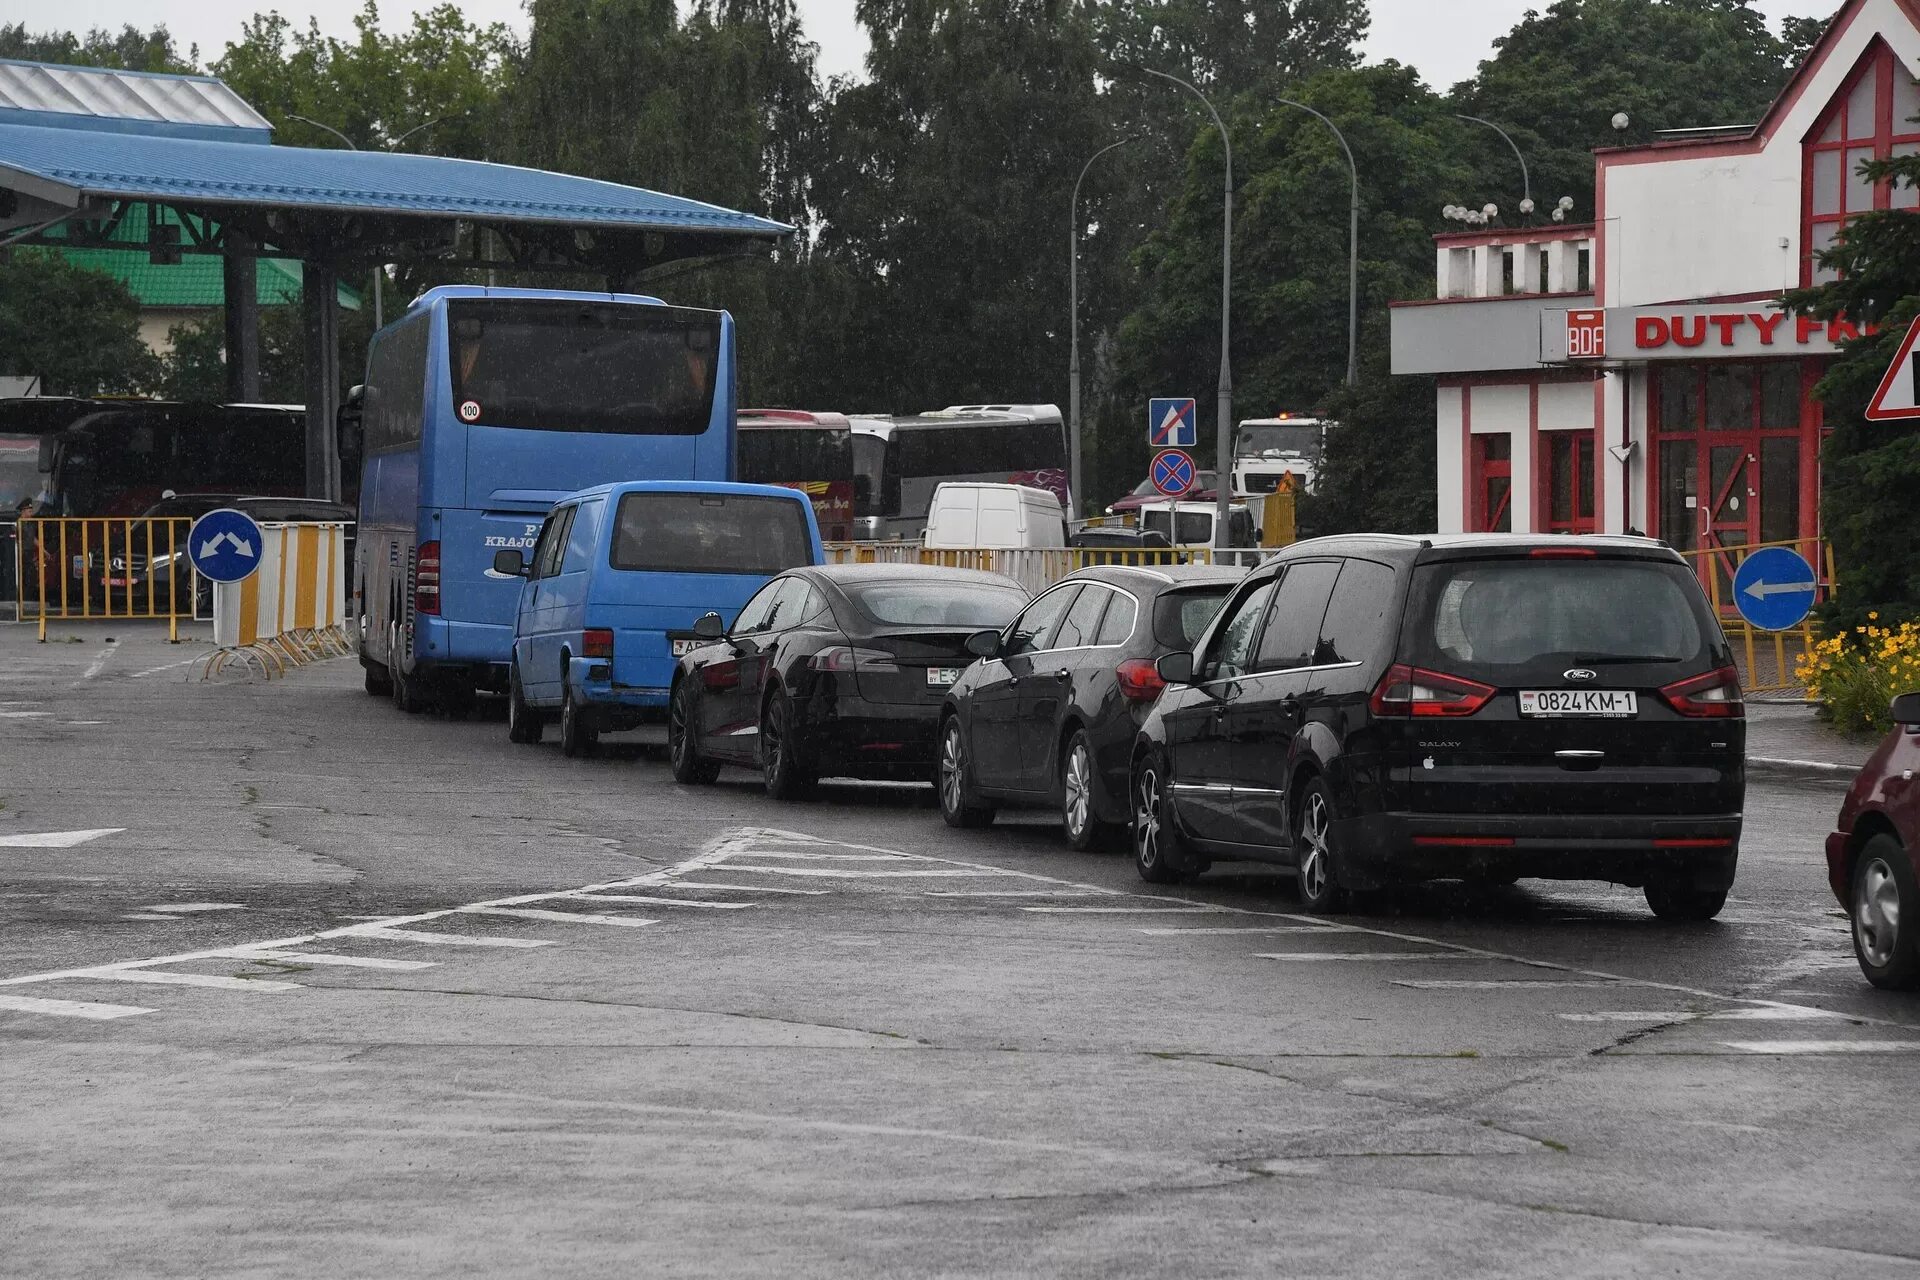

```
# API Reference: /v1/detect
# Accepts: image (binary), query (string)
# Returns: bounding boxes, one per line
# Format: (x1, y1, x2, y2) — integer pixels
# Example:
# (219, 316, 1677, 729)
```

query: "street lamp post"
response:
(1142, 69, 1234, 555)
(289, 114, 454, 328)
(1454, 113, 1533, 214)
(1273, 98, 1359, 388)
(1068, 135, 1138, 519)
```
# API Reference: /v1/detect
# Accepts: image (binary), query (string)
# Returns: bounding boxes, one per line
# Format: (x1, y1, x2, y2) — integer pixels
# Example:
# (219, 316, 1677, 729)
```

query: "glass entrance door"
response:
(1541, 432, 1596, 534)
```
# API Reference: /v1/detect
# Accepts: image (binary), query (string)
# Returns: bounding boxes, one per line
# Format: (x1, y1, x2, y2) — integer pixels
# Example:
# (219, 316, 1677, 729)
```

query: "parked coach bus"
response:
(356, 286, 736, 715)
(849, 404, 1068, 540)
(736, 408, 858, 541)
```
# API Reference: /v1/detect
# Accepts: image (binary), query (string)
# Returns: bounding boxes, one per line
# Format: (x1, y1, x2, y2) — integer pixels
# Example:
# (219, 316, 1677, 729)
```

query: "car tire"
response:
(1061, 729, 1122, 852)
(1850, 834, 1920, 989)
(761, 689, 816, 801)
(668, 681, 719, 785)
(559, 686, 598, 758)
(389, 624, 426, 715)
(1133, 751, 1199, 884)
(1643, 877, 1728, 921)
(507, 662, 543, 745)
(1293, 776, 1349, 914)
(938, 715, 995, 829)
(363, 663, 392, 697)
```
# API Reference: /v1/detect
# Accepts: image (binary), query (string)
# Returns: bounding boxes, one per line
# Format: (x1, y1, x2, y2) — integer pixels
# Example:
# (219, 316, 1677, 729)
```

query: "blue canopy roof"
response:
(0, 118, 791, 236)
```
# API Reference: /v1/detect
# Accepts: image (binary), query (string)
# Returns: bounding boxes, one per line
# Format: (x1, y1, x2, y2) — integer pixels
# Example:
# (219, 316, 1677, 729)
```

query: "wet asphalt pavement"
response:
(2, 624, 1916, 1278)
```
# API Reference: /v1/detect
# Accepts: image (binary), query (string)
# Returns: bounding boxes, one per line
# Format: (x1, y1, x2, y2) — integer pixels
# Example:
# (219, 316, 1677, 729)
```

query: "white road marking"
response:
(1139, 925, 1358, 935)
(78, 970, 300, 992)
(711, 865, 1000, 878)
(77, 645, 118, 682)
(120, 913, 181, 922)
(1021, 905, 1231, 914)
(665, 882, 830, 895)
(0, 828, 123, 848)
(129, 656, 203, 679)
(360, 928, 554, 948)
(0, 711, 51, 718)
(1720, 1040, 1920, 1054)
(733, 849, 910, 861)
(924, 889, 1110, 898)
(1562, 1006, 1850, 1023)
(462, 907, 659, 928)
(143, 902, 246, 914)
(0, 993, 153, 1020)
(1390, 990, 1628, 997)
(1255, 952, 1477, 962)
(570, 893, 755, 909)
(229, 951, 437, 971)
(62, 721, 106, 726)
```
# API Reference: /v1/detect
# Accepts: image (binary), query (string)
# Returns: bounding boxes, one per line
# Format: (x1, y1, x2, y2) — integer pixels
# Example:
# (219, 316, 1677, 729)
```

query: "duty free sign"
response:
(1541, 305, 1870, 363)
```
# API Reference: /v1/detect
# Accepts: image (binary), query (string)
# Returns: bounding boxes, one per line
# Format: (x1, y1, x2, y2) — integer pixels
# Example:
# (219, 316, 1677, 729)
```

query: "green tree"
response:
(0, 254, 160, 395)
(1783, 155, 1920, 628)
(0, 22, 195, 71)
(158, 301, 377, 404)
(1096, 0, 1369, 99)
(1451, 0, 1796, 220)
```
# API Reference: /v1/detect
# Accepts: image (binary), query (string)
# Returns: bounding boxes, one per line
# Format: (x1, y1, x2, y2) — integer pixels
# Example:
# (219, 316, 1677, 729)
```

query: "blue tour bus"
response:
(356, 285, 736, 713)
(496, 481, 825, 756)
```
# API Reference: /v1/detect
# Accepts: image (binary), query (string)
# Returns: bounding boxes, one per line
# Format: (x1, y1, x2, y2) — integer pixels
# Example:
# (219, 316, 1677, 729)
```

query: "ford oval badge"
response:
(1564, 668, 1598, 682)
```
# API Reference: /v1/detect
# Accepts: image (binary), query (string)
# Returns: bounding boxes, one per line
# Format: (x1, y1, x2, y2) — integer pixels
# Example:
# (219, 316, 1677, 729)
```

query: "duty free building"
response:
(1390, 0, 1920, 577)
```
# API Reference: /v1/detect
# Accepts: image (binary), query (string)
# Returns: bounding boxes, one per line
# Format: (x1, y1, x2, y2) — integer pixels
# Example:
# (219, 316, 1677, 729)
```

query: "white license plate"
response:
(926, 667, 962, 686)
(671, 638, 699, 657)
(1519, 689, 1637, 718)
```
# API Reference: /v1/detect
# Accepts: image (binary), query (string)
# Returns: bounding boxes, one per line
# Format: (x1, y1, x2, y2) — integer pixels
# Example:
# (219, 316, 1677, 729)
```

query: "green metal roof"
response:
(33, 204, 361, 309)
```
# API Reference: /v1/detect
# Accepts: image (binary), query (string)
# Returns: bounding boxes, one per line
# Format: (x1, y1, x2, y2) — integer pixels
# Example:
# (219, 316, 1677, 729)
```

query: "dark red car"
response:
(1825, 692, 1920, 989)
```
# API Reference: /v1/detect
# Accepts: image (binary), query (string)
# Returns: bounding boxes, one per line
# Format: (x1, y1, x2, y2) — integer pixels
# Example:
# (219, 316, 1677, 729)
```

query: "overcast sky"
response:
(61, 0, 1837, 91)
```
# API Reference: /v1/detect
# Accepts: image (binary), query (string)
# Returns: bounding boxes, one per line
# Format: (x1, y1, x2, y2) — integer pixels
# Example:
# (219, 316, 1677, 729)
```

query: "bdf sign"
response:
(1566, 309, 1606, 360)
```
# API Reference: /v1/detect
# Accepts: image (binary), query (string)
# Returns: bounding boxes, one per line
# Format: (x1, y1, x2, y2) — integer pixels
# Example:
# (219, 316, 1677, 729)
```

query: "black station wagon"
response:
(1131, 534, 1745, 918)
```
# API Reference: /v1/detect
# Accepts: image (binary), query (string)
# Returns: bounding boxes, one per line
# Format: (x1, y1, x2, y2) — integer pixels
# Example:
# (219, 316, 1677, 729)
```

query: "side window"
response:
(1204, 578, 1278, 681)
(560, 499, 602, 574)
(534, 508, 574, 579)
(1094, 593, 1138, 646)
(1255, 560, 1341, 673)
(761, 577, 814, 635)
(1052, 585, 1111, 650)
(1315, 560, 1397, 667)
(525, 515, 559, 580)
(731, 577, 787, 636)
(1003, 585, 1080, 657)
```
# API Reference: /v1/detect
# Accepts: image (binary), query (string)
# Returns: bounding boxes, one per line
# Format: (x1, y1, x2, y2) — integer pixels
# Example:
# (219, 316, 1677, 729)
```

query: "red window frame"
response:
(1802, 41, 1920, 285)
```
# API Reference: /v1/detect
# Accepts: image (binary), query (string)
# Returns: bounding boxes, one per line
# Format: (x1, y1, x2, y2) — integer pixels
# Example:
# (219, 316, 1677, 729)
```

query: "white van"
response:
(922, 482, 1067, 549)
(1138, 498, 1259, 550)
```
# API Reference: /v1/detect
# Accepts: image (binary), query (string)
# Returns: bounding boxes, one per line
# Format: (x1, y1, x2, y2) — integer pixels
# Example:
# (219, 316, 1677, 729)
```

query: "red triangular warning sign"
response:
(1865, 314, 1920, 422)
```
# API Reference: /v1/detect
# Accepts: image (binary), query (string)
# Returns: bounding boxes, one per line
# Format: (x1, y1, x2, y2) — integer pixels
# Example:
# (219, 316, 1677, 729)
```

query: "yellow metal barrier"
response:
(1678, 536, 1835, 696)
(197, 522, 352, 680)
(13, 517, 195, 643)
(824, 543, 1221, 594)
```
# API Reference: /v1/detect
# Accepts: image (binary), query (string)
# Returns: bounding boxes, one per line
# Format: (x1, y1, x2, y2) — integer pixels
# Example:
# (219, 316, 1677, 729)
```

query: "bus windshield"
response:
(859, 417, 1067, 533)
(739, 426, 857, 541)
(1237, 423, 1321, 457)
(0, 434, 41, 511)
(52, 407, 307, 517)
(609, 492, 813, 575)
(448, 299, 721, 436)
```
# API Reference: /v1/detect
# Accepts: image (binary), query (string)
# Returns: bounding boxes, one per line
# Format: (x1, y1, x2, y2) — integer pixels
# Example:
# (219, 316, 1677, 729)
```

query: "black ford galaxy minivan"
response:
(1131, 534, 1744, 918)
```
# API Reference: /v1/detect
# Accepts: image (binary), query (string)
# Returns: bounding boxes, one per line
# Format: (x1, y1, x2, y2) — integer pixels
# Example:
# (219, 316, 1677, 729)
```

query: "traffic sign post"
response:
(1732, 546, 1818, 632)
(1866, 314, 1920, 421)
(1150, 448, 1197, 497)
(188, 508, 266, 650)
(1148, 397, 1198, 448)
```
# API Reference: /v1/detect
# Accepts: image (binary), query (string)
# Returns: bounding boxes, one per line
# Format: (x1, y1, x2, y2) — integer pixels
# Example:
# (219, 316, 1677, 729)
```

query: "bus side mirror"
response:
(1156, 652, 1195, 685)
(694, 612, 726, 640)
(493, 549, 528, 578)
(965, 629, 1001, 659)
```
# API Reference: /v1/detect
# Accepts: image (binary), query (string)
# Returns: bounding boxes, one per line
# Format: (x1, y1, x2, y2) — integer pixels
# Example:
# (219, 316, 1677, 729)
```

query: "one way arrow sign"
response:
(1866, 314, 1920, 421)
(187, 508, 267, 585)
(198, 532, 255, 559)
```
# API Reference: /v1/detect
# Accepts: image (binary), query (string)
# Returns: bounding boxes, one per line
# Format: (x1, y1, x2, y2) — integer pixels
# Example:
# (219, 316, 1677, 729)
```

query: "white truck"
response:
(1233, 415, 1327, 496)
(921, 482, 1067, 550)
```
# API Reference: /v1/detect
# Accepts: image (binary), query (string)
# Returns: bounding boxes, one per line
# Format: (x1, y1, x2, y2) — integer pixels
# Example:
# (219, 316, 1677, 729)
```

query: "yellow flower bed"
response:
(1795, 612, 1920, 735)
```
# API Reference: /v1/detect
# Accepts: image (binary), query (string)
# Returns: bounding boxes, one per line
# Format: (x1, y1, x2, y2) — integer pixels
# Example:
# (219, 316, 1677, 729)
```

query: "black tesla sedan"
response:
(936, 564, 1243, 848)
(668, 563, 1029, 800)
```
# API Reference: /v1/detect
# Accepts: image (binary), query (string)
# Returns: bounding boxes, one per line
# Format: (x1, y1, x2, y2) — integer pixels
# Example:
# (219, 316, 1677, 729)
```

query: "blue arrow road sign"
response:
(188, 508, 266, 584)
(1732, 545, 1817, 632)
(1148, 397, 1198, 447)
(1150, 448, 1197, 497)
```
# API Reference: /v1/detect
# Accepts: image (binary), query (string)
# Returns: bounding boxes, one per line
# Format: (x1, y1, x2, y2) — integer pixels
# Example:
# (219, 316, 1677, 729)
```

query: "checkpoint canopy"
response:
(0, 58, 793, 501)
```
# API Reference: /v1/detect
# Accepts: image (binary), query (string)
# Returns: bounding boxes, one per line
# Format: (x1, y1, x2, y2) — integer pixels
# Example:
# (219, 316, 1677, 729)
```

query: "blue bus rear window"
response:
(610, 493, 812, 575)
(448, 300, 720, 436)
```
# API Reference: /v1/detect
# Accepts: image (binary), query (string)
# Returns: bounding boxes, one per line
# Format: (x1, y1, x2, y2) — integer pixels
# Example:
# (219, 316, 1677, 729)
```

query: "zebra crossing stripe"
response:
(462, 907, 658, 927)
(0, 993, 152, 1020)
(359, 928, 554, 948)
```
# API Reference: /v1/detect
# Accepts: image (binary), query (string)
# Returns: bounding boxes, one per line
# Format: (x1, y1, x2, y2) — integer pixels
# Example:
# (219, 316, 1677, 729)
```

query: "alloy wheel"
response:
(1135, 767, 1162, 869)
(764, 699, 786, 785)
(1298, 792, 1331, 902)
(670, 690, 690, 766)
(940, 722, 966, 815)
(1856, 855, 1902, 969)
(1063, 741, 1092, 840)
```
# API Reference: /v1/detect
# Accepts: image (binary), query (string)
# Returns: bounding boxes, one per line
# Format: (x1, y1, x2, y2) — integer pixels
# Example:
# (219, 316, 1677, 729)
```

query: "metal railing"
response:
(8, 517, 197, 642)
(823, 543, 1248, 594)
(1678, 536, 1835, 696)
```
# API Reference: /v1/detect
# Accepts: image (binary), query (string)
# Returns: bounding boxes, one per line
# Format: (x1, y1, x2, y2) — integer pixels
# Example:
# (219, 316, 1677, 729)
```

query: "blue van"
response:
(494, 481, 824, 755)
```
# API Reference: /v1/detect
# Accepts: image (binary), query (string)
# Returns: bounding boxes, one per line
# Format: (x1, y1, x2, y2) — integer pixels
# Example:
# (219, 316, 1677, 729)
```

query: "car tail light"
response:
(811, 646, 898, 673)
(414, 540, 441, 616)
(1659, 666, 1743, 719)
(1115, 658, 1167, 703)
(1369, 664, 1496, 718)
(582, 628, 614, 659)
